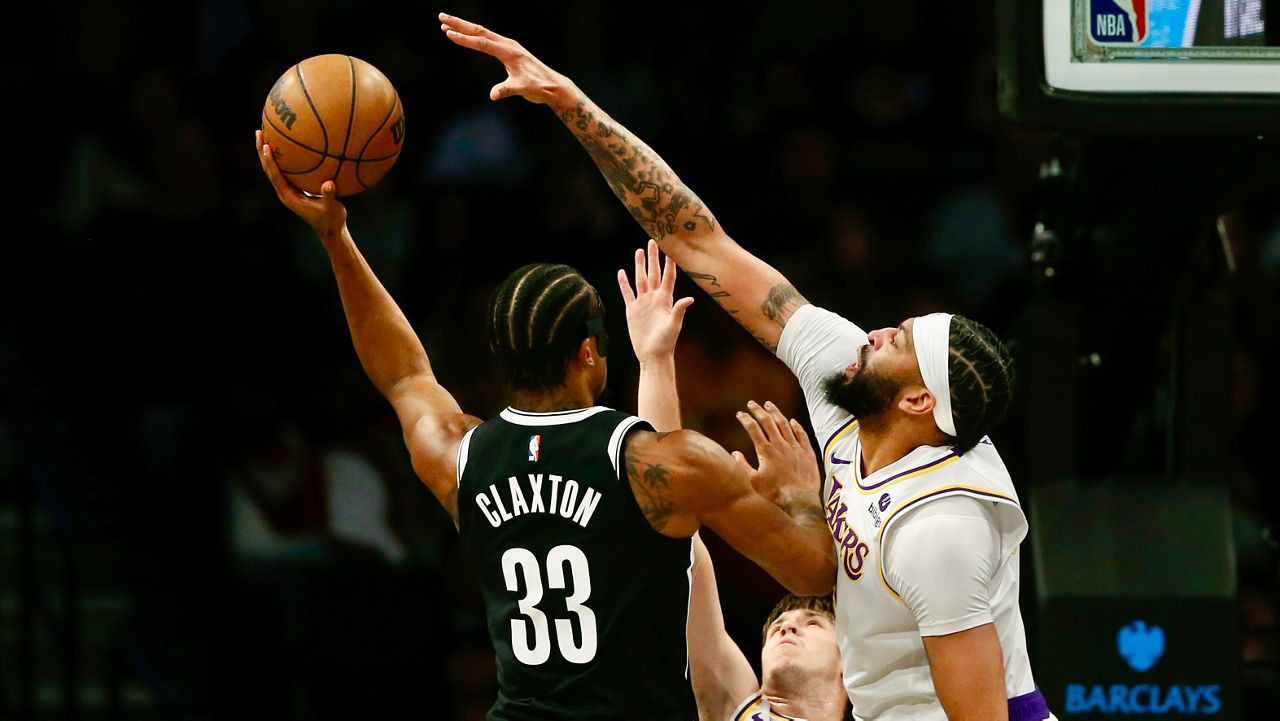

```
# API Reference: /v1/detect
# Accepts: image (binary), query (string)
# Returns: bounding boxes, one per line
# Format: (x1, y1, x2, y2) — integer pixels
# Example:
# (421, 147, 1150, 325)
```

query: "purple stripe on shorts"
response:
(1009, 687, 1051, 721)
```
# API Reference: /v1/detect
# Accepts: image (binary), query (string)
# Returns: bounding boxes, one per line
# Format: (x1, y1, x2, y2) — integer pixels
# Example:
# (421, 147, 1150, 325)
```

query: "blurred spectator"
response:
(227, 417, 405, 566)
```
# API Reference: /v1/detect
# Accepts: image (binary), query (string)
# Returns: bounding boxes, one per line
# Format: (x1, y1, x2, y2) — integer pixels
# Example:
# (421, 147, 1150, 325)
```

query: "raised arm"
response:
(619, 240, 694, 431)
(688, 535, 761, 720)
(256, 131, 479, 525)
(440, 13, 810, 352)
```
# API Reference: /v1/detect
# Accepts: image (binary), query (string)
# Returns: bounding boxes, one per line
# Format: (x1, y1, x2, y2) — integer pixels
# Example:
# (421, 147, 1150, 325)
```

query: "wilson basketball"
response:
(261, 54, 405, 196)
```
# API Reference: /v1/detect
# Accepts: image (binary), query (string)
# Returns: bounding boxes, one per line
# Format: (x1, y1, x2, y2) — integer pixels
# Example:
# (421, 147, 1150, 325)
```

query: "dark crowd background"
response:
(4, 0, 1279, 718)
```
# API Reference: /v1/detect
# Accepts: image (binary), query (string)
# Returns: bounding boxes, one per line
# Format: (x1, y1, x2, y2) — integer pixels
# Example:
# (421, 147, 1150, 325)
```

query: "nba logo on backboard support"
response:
(1089, 0, 1148, 44)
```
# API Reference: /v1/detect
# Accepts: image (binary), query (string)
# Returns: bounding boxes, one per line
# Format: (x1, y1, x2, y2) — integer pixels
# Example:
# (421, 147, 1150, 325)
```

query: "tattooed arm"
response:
(620, 410, 834, 596)
(440, 13, 809, 353)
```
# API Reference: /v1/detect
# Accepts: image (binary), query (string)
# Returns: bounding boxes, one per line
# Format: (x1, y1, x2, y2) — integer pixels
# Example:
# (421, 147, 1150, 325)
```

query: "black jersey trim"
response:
(500, 405, 612, 426)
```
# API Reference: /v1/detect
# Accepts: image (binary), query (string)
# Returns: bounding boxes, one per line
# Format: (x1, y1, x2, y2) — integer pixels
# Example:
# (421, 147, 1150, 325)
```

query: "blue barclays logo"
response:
(1119, 620, 1164, 672)
(1064, 684, 1221, 715)
(1063, 621, 1221, 715)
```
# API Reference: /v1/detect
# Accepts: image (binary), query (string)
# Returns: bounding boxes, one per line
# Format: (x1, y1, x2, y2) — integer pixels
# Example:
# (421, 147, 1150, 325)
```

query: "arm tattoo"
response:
(625, 450, 675, 531)
(558, 99, 717, 241)
(683, 270, 731, 300)
(687, 270, 783, 352)
(761, 284, 808, 325)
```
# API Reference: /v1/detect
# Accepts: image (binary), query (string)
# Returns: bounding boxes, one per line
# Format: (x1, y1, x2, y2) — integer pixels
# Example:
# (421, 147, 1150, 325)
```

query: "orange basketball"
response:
(261, 54, 405, 196)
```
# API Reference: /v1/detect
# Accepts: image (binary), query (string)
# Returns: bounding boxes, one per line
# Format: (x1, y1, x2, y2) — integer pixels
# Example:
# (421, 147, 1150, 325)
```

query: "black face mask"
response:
(586, 315, 608, 357)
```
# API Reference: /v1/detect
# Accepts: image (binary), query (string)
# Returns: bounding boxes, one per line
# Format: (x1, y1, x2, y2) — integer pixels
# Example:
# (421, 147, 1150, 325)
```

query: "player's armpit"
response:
(389, 374, 483, 527)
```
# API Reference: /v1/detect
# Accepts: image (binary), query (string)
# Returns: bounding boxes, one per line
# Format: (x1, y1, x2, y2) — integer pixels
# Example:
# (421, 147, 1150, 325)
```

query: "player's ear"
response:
(898, 384, 934, 417)
(576, 337, 596, 367)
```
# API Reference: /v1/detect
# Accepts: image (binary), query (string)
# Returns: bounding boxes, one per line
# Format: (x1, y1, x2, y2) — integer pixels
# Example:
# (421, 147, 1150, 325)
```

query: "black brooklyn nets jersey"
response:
(457, 406, 696, 720)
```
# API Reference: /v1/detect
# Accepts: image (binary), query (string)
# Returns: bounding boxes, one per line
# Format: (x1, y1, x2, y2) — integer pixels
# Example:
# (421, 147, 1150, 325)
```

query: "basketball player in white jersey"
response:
(622, 241, 846, 721)
(442, 13, 1056, 720)
(692, 536, 847, 721)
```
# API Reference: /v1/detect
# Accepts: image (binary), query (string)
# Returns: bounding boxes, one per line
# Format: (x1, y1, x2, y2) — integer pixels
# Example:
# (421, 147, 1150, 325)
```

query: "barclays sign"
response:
(1063, 621, 1223, 715)
(1119, 620, 1164, 672)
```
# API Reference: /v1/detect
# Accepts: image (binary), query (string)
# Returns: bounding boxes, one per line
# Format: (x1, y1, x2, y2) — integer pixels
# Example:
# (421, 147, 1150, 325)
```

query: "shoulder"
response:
(895, 494, 996, 525)
(622, 428, 721, 466)
(777, 304, 865, 353)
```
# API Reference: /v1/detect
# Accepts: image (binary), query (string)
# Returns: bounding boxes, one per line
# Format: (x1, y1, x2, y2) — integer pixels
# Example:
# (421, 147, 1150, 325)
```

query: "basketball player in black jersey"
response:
(255, 132, 834, 720)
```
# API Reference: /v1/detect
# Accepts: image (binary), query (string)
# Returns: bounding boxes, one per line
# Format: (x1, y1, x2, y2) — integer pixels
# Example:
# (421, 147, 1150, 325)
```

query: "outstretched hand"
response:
(439, 12, 571, 104)
(618, 239, 695, 364)
(733, 401, 820, 507)
(255, 129, 347, 239)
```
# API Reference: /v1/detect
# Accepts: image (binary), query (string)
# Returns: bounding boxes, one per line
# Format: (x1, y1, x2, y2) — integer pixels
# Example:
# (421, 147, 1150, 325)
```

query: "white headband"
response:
(912, 313, 955, 437)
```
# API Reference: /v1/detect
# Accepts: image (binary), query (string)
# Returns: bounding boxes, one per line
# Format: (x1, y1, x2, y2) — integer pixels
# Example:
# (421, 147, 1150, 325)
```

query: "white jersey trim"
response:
(730, 693, 764, 721)
(607, 415, 646, 478)
(455, 425, 479, 487)
(499, 405, 612, 426)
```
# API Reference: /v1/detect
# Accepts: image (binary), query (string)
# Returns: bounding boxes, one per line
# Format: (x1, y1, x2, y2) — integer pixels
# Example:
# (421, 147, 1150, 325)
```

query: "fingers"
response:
(440, 13, 509, 60)
(735, 408, 768, 450)
(633, 247, 649, 295)
(646, 239, 661, 294)
(616, 268, 636, 306)
(258, 140, 291, 196)
(439, 12, 496, 39)
(745, 400, 789, 447)
(790, 419, 811, 452)
(442, 27, 498, 55)
(730, 450, 752, 471)
(661, 251, 678, 296)
(672, 296, 694, 323)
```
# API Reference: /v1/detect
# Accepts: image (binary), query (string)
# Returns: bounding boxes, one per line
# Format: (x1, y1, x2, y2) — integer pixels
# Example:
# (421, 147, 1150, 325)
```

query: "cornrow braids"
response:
(946, 315, 1016, 452)
(486, 263, 603, 390)
(760, 593, 836, 646)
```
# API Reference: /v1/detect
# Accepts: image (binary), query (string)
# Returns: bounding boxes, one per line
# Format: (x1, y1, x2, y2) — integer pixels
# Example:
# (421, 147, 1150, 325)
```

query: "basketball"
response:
(261, 54, 405, 197)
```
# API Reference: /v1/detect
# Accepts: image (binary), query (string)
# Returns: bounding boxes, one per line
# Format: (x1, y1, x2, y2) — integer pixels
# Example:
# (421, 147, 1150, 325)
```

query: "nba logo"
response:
(1089, 0, 1148, 44)
(528, 434, 541, 462)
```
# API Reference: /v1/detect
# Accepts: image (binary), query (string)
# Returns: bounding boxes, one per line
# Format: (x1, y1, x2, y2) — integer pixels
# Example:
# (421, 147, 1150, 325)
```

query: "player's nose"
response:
(868, 328, 891, 349)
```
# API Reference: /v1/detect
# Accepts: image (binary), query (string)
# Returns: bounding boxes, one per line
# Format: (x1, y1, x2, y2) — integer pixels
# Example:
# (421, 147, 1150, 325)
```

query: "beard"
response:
(821, 352, 902, 420)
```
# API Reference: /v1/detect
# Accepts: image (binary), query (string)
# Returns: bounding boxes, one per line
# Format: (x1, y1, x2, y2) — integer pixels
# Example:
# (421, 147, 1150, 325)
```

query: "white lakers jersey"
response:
(731, 692, 807, 721)
(777, 305, 1045, 721)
